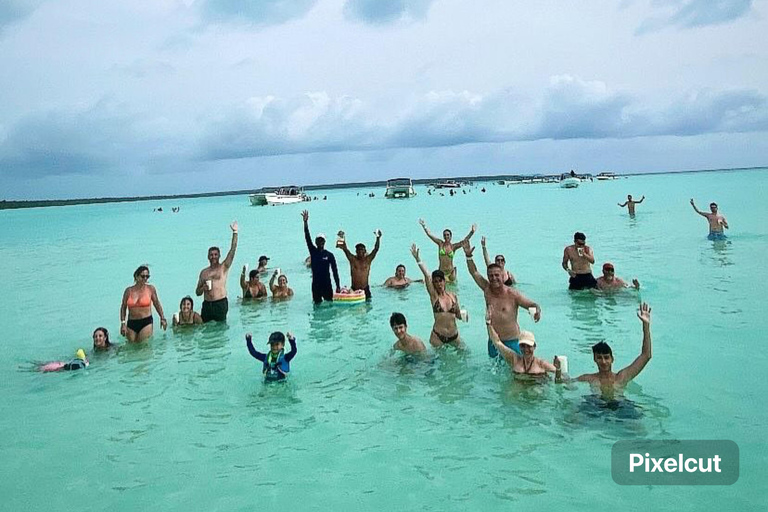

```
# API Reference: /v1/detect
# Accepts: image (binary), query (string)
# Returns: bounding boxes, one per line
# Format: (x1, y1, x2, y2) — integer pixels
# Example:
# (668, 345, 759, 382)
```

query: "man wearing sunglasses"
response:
(690, 199, 729, 240)
(596, 262, 640, 291)
(562, 232, 597, 290)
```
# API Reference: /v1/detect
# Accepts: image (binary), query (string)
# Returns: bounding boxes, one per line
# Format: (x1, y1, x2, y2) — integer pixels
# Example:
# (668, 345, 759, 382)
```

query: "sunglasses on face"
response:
(140, 274, 150, 279)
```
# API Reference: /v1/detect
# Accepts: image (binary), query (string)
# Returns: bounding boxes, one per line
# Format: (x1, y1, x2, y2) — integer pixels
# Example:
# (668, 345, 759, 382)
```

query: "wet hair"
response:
(390, 312, 407, 327)
(395, 264, 406, 272)
(431, 269, 446, 281)
(486, 263, 503, 272)
(208, 246, 220, 254)
(355, 243, 365, 251)
(179, 295, 194, 309)
(268, 331, 286, 345)
(133, 265, 149, 279)
(93, 327, 111, 348)
(592, 341, 613, 356)
(574, 232, 586, 241)
(249, 270, 259, 279)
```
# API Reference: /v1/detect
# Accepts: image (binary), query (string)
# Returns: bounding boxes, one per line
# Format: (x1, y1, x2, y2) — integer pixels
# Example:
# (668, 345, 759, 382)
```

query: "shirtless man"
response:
(690, 199, 729, 240)
(195, 221, 238, 322)
(618, 194, 645, 216)
(463, 244, 541, 358)
(337, 230, 381, 300)
(390, 313, 427, 356)
(567, 303, 652, 399)
(596, 262, 640, 291)
(562, 232, 597, 290)
(383, 264, 422, 289)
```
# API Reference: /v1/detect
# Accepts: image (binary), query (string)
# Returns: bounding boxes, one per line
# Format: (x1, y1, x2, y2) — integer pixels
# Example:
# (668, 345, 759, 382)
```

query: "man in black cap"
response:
(256, 255, 270, 274)
(302, 210, 341, 303)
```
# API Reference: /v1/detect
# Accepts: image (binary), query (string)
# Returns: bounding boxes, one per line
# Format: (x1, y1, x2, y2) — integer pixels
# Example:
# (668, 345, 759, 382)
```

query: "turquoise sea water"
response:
(1, 169, 767, 511)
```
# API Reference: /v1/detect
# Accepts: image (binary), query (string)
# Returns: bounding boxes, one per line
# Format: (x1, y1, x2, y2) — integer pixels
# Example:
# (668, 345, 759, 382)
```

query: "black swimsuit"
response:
(432, 294, 460, 344)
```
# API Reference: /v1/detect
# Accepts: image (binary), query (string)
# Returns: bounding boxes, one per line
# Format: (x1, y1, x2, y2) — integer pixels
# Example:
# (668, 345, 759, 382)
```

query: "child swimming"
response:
(245, 331, 297, 382)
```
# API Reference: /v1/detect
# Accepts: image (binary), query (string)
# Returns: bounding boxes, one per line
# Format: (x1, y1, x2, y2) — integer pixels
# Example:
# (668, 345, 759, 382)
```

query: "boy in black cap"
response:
(246, 331, 297, 382)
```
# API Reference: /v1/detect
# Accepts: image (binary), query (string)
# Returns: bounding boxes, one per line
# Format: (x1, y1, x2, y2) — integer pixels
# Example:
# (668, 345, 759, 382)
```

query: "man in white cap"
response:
(302, 210, 341, 303)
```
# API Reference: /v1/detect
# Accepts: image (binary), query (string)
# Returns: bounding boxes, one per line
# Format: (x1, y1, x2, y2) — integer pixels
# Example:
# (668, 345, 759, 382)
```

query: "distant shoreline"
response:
(1, 166, 765, 210)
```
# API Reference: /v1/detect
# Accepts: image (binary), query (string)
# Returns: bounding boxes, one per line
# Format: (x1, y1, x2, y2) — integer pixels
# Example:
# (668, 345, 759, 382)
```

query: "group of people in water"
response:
(41, 193, 728, 396)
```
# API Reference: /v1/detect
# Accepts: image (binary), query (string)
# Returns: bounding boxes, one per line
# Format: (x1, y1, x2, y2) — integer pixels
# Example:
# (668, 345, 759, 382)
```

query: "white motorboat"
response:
(385, 178, 416, 199)
(596, 172, 617, 181)
(433, 180, 462, 189)
(249, 186, 307, 206)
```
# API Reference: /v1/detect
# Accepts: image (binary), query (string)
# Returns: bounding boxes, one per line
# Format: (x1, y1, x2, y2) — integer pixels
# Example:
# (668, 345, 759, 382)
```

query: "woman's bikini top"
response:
(127, 288, 151, 309)
(433, 294, 460, 315)
(244, 285, 267, 299)
(438, 245, 455, 258)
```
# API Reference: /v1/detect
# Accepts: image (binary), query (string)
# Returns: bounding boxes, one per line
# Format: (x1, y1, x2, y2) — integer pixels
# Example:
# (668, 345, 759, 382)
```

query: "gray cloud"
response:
(198, 0, 318, 27)
(343, 0, 435, 24)
(0, 100, 184, 178)
(198, 78, 768, 161)
(637, 0, 753, 34)
(0, 0, 44, 35)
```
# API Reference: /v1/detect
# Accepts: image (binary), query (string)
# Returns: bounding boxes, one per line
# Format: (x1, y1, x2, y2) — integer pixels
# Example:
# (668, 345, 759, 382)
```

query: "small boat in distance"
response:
(432, 180, 462, 189)
(385, 178, 416, 199)
(560, 172, 580, 189)
(596, 172, 617, 181)
(249, 186, 307, 206)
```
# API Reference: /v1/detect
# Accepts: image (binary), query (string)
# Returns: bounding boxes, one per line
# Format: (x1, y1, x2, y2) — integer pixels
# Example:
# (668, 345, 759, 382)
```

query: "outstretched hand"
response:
(286, 331, 294, 341)
(418, 218, 426, 227)
(301, 210, 309, 222)
(689, 198, 695, 206)
(410, 243, 420, 261)
(481, 236, 486, 247)
(245, 333, 252, 342)
(470, 223, 477, 233)
(464, 244, 475, 258)
(632, 278, 640, 289)
(637, 302, 651, 324)
(230, 221, 238, 232)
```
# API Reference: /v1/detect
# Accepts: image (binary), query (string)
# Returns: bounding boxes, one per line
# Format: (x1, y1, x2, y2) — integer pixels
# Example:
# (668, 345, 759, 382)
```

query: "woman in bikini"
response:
(486, 306, 556, 379)
(481, 236, 516, 286)
(411, 244, 463, 349)
(173, 296, 203, 326)
(269, 270, 294, 299)
(119, 265, 167, 342)
(240, 267, 267, 300)
(419, 219, 476, 282)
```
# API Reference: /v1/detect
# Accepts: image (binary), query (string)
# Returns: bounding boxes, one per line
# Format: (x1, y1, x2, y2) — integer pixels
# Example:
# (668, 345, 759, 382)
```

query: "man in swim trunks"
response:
(390, 312, 427, 356)
(463, 244, 541, 358)
(568, 303, 652, 399)
(618, 194, 644, 216)
(302, 210, 341, 303)
(690, 199, 729, 239)
(562, 232, 597, 290)
(337, 229, 381, 300)
(196, 221, 238, 322)
(596, 262, 640, 291)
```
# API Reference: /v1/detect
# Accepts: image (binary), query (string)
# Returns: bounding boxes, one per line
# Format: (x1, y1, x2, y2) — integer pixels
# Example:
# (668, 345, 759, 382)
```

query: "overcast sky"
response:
(1, 0, 766, 199)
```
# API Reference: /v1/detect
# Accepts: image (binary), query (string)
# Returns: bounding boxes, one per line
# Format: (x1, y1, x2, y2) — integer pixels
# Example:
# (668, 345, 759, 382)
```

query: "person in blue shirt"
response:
(302, 210, 341, 303)
(246, 331, 297, 382)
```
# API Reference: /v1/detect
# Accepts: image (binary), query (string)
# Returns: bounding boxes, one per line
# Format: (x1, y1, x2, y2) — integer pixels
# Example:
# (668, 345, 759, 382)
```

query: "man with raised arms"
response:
(463, 244, 541, 358)
(337, 229, 382, 300)
(690, 199, 729, 240)
(565, 303, 652, 398)
(302, 210, 341, 304)
(618, 194, 645, 216)
(562, 231, 597, 290)
(196, 221, 238, 322)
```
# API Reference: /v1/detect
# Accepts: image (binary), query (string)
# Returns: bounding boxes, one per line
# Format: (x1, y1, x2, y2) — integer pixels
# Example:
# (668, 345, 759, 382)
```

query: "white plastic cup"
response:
(577, 247, 584, 257)
(556, 355, 568, 374)
(205, 279, 212, 290)
(244, 263, 249, 274)
(460, 309, 469, 322)
(276, 268, 281, 276)
(173, 313, 179, 324)
(528, 307, 537, 319)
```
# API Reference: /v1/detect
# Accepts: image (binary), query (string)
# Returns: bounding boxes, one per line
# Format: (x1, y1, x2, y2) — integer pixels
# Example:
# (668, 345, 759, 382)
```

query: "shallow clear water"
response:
(1, 169, 766, 510)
